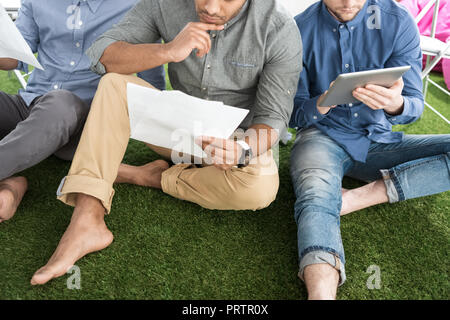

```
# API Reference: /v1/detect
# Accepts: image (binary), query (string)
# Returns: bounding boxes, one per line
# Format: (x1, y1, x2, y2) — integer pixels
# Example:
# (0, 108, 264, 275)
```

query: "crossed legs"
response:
(31, 73, 279, 285)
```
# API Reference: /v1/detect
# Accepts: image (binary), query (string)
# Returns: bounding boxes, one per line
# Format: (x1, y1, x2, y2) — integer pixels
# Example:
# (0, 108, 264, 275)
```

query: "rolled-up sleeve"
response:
(14, 0, 39, 73)
(86, 0, 161, 75)
(251, 20, 302, 135)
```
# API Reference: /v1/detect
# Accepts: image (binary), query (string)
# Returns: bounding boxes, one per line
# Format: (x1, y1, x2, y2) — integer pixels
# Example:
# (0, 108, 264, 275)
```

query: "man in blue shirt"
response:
(0, 0, 165, 223)
(290, 0, 450, 299)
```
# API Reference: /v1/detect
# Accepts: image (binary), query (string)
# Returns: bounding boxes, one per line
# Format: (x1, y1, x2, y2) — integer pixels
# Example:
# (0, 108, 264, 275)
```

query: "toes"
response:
(31, 265, 68, 286)
(31, 268, 52, 285)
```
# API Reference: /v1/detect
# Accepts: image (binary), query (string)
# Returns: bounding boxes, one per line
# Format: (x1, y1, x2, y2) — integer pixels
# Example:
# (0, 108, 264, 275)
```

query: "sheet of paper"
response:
(127, 83, 249, 159)
(0, 4, 44, 70)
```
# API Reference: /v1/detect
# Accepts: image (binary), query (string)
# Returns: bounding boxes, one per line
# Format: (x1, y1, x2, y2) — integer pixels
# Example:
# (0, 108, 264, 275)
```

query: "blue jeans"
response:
(290, 127, 450, 285)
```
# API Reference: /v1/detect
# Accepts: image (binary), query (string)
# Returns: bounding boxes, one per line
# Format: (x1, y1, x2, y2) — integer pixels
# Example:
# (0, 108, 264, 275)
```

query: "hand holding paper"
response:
(0, 4, 44, 70)
(127, 83, 249, 160)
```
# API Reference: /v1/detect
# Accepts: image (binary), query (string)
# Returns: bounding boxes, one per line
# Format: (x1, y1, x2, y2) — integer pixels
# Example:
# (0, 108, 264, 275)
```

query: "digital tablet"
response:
(319, 66, 411, 106)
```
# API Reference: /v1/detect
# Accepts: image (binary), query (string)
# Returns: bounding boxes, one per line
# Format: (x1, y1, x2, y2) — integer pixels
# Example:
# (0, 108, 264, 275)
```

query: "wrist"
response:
(162, 42, 175, 63)
(384, 96, 404, 116)
(236, 140, 253, 168)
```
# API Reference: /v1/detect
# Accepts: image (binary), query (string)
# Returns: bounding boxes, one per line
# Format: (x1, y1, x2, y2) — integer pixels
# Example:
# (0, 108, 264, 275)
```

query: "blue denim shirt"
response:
(15, 0, 165, 106)
(290, 0, 424, 162)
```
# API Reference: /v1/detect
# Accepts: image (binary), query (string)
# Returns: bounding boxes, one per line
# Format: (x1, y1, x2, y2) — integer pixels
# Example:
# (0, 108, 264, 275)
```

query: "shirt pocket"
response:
(224, 55, 260, 90)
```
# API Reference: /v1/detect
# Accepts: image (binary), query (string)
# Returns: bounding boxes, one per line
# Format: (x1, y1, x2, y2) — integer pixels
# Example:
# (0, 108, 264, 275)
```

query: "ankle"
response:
(74, 194, 106, 219)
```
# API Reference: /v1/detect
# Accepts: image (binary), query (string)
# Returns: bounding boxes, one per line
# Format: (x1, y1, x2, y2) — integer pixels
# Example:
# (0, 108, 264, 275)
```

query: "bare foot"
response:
(0, 176, 28, 223)
(31, 195, 113, 285)
(116, 160, 169, 189)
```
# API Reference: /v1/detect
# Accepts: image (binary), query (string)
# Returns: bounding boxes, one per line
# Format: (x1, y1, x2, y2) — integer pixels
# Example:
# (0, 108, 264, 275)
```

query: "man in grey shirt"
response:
(31, 0, 302, 285)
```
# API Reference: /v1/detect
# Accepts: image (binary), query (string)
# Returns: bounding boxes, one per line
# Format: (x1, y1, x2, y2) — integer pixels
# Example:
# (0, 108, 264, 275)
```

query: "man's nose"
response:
(204, 0, 220, 16)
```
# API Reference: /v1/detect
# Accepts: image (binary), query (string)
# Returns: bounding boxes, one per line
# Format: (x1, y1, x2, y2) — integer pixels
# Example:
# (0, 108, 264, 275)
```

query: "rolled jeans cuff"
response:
(298, 250, 346, 287)
(380, 169, 403, 203)
(56, 175, 115, 214)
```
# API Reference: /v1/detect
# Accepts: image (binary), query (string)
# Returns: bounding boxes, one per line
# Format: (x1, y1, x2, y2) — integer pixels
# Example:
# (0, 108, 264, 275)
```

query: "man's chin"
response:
(336, 12, 359, 22)
(199, 18, 223, 25)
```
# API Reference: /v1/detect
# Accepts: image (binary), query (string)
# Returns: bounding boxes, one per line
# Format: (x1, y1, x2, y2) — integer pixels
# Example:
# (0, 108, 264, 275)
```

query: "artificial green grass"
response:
(0, 70, 449, 300)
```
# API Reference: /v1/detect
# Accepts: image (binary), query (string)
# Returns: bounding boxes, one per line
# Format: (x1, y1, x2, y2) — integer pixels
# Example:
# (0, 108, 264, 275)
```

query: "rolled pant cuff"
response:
(161, 163, 194, 199)
(298, 250, 346, 287)
(56, 174, 115, 213)
(380, 169, 403, 203)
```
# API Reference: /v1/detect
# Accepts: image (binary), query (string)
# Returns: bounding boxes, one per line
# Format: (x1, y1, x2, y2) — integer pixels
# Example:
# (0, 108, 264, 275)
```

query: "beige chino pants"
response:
(57, 73, 279, 213)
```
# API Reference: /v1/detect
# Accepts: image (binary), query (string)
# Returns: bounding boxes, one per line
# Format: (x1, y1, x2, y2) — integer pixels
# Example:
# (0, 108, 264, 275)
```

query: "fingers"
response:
(364, 78, 404, 98)
(353, 76, 404, 111)
(353, 87, 388, 110)
(329, 80, 336, 88)
(186, 22, 223, 57)
(194, 22, 225, 31)
(192, 29, 212, 57)
(196, 136, 239, 167)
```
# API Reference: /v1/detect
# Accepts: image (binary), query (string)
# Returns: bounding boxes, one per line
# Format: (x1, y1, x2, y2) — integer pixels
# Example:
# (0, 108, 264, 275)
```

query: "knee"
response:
(99, 72, 127, 89)
(293, 168, 340, 197)
(40, 90, 88, 128)
(292, 169, 342, 216)
(227, 171, 279, 211)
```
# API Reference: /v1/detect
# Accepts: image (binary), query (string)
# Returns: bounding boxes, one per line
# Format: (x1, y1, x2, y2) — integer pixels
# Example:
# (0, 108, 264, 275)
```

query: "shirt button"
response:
(79, 21, 83, 26)
(53, 85, 58, 90)
(70, 61, 75, 66)
(349, 103, 353, 107)
(351, 26, 355, 30)
(340, 25, 344, 29)
(212, 33, 216, 38)
(333, 28, 337, 32)
(75, 42, 80, 48)
(313, 116, 318, 120)
(287, 90, 291, 95)
(345, 64, 349, 68)
(206, 65, 211, 69)
(354, 113, 359, 117)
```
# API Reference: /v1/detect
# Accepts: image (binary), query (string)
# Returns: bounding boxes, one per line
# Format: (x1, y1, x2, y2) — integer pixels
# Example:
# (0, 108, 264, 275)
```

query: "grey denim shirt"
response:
(86, 0, 302, 134)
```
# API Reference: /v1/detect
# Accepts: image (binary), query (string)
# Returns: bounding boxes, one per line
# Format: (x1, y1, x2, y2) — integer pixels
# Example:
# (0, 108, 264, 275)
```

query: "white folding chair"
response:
(416, 0, 450, 124)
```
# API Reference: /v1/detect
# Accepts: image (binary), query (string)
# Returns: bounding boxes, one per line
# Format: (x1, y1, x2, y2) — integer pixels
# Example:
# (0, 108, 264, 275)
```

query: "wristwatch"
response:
(236, 140, 253, 168)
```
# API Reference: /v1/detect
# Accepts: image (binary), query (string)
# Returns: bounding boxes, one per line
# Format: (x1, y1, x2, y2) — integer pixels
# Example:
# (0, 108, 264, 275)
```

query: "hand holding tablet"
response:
(317, 66, 411, 114)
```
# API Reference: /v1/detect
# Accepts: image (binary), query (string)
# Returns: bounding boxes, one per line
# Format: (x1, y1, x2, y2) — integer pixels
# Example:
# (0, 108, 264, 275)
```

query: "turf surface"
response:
(0, 70, 449, 300)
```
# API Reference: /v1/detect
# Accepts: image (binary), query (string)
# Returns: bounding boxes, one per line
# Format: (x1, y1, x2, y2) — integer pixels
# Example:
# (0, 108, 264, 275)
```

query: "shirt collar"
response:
(320, 0, 370, 29)
(222, 0, 250, 30)
(73, 0, 103, 14)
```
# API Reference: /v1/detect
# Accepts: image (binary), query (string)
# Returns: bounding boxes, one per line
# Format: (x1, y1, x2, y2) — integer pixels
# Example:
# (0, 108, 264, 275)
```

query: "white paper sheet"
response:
(127, 83, 249, 159)
(0, 4, 44, 70)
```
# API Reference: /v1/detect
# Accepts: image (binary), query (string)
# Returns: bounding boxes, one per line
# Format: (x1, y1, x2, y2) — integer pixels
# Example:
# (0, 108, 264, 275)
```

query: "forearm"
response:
(244, 124, 279, 157)
(100, 41, 171, 74)
(0, 58, 18, 71)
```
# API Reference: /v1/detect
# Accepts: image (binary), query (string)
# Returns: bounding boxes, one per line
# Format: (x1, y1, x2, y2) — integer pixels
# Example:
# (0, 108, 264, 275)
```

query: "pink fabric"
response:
(400, 0, 450, 89)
